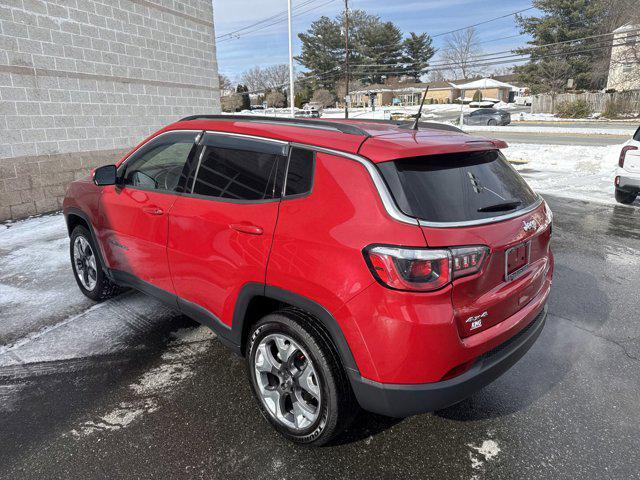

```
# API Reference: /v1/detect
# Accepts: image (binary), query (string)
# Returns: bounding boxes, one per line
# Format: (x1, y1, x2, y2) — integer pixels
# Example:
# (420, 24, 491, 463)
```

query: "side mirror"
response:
(93, 164, 117, 186)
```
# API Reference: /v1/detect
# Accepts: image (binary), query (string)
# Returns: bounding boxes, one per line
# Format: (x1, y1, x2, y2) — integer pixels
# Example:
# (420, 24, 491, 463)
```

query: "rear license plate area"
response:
(505, 241, 531, 281)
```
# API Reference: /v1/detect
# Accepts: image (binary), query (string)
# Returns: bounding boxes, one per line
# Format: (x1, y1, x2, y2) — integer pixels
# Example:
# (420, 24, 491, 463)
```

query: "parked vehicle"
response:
(464, 108, 512, 126)
(615, 126, 640, 204)
(64, 115, 553, 445)
(295, 102, 322, 118)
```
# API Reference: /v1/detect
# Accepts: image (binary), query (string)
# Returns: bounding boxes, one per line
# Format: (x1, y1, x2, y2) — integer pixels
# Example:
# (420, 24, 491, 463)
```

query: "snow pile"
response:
(506, 143, 622, 204)
(464, 125, 635, 136)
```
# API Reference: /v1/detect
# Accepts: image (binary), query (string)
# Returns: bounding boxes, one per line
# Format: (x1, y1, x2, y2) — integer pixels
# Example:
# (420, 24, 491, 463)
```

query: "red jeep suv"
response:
(63, 116, 553, 445)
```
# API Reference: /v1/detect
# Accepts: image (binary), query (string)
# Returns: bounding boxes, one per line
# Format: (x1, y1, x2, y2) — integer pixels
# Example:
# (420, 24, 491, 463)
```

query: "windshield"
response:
(378, 150, 539, 223)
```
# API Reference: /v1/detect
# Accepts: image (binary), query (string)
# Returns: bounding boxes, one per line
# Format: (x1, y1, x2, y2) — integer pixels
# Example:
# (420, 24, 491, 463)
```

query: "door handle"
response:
(142, 206, 164, 215)
(229, 223, 263, 235)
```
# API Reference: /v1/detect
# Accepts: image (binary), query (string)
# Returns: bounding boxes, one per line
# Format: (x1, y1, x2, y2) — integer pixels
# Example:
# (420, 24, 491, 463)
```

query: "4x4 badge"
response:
(522, 219, 538, 232)
(466, 311, 488, 330)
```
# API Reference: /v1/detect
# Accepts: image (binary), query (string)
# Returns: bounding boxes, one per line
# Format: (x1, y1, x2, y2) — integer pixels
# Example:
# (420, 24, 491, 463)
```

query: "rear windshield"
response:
(634, 126, 640, 141)
(378, 150, 539, 223)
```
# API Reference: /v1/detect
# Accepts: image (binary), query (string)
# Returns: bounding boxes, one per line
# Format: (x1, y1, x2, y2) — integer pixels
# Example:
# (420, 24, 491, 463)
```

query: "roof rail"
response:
(345, 118, 466, 134)
(178, 114, 371, 137)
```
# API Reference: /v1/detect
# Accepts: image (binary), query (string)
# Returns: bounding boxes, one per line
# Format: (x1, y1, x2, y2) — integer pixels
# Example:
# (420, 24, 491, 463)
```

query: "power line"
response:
(347, 29, 640, 70)
(223, 38, 623, 100)
(217, 0, 338, 43)
(431, 6, 535, 38)
(216, 0, 317, 39)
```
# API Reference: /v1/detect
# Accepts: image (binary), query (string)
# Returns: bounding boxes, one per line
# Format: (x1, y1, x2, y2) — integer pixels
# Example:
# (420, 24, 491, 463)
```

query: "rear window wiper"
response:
(477, 200, 521, 213)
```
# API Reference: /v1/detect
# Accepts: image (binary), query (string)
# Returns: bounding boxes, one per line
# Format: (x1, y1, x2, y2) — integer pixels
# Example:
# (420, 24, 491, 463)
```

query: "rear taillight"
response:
(364, 245, 489, 292)
(619, 146, 638, 168)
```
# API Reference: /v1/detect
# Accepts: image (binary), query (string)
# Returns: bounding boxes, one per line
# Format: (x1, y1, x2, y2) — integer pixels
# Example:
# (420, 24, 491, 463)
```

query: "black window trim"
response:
(281, 146, 316, 200)
(184, 130, 290, 205)
(116, 129, 203, 195)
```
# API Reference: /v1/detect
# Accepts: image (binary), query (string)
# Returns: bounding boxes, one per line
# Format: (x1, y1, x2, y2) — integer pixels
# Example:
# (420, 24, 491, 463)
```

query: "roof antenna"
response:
(411, 86, 430, 130)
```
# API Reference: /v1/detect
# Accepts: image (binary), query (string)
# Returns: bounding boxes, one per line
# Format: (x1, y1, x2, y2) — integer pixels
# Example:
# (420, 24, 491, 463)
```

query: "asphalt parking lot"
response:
(1, 194, 639, 479)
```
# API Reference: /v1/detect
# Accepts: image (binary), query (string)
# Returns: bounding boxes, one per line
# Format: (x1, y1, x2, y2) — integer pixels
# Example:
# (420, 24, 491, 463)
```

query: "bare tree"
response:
(218, 74, 232, 93)
(263, 65, 290, 90)
(311, 89, 336, 107)
(265, 90, 286, 108)
(428, 69, 446, 82)
(539, 59, 572, 94)
(241, 67, 267, 92)
(441, 27, 482, 80)
(220, 94, 242, 112)
(241, 64, 291, 93)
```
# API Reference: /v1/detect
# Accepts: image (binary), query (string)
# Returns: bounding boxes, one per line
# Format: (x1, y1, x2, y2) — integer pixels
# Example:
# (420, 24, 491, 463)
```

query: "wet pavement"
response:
(1, 195, 639, 479)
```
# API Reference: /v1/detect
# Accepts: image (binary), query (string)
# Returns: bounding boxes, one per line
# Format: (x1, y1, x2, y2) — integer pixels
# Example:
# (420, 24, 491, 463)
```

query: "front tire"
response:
(246, 310, 356, 446)
(487, 119, 497, 126)
(615, 187, 637, 205)
(70, 225, 121, 301)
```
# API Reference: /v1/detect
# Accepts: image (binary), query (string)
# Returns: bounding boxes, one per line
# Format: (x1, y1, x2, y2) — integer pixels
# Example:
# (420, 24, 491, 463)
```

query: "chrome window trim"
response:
(123, 129, 542, 229)
(290, 143, 543, 229)
(418, 196, 543, 228)
(290, 143, 420, 226)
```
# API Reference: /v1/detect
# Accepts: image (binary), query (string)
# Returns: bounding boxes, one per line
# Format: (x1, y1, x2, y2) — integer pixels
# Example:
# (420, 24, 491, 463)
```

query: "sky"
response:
(213, 0, 537, 83)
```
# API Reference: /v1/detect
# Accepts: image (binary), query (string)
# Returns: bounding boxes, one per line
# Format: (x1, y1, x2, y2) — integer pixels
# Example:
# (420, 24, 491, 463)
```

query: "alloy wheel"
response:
(73, 235, 97, 291)
(254, 333, 321, 431)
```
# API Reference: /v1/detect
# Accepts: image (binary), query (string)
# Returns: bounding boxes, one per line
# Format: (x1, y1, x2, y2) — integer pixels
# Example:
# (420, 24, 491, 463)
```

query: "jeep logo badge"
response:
(522, 219, 537, 232)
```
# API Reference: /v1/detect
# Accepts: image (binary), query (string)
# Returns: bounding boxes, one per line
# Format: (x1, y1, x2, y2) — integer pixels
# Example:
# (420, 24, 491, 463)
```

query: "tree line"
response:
(219, 0, 640, 111)
(515, 0, 639, 93)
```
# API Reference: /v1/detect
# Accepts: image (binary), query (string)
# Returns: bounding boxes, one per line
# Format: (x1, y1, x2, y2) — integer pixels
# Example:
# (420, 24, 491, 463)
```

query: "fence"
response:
(531, 90, 640, 114)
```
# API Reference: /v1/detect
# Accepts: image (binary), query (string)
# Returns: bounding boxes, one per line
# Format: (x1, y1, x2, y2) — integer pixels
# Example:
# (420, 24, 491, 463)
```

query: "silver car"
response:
(463, 108, 511, 126)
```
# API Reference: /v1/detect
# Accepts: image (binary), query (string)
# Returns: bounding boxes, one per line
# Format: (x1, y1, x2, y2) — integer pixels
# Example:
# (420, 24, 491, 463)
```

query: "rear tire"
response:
(246, 309, 357, 446)
(70, 225, 121, 301)
(615, 187, 637, 205)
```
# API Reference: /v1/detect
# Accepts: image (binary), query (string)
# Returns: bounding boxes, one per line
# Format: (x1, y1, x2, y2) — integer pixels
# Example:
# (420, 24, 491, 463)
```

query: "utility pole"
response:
(344, 0, 349, 119)
(287, 0, 295, 117)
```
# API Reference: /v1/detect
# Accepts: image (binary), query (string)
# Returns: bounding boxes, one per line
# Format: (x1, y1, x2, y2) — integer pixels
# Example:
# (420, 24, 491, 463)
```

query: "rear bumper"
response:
(617, 173, 640, 193)
(349, 303, 547, 418)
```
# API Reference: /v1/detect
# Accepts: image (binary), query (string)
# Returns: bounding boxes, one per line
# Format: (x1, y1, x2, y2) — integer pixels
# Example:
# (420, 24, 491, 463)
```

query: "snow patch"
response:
(70, 326, 214, 438)
(70, 399, 159, 437)
(467, 439, 501, 471)
(464, 125, 634, 136)
(507, 142, 622, 204)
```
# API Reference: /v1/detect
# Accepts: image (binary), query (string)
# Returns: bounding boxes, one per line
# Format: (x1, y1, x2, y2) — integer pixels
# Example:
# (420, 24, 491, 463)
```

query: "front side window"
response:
(121, 131, 198, 192)
(192, 134, 286, 201)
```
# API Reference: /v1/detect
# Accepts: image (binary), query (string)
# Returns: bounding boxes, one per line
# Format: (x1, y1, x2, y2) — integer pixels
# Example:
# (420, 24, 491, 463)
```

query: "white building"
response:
(607, 24, 640, 91)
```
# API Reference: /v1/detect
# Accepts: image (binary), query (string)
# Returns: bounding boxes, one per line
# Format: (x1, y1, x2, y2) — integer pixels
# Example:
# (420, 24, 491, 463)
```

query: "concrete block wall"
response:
(0, 0, 220, 221)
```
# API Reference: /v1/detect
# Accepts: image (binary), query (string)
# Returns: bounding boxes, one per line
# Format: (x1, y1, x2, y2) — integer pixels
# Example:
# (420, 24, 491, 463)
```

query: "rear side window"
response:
(634, 126, 640, 141)
(285, 148, 314, 196)
(192, 134, 286, 201)
(378, 150, 539, 223)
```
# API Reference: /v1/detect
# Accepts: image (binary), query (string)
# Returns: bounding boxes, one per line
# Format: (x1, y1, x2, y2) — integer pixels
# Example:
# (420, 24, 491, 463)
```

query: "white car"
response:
(615, 126, 640, 204)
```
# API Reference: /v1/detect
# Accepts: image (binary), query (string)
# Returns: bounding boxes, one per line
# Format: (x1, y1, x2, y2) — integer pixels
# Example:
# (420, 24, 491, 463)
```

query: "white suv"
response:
(615, 126, 640, 204)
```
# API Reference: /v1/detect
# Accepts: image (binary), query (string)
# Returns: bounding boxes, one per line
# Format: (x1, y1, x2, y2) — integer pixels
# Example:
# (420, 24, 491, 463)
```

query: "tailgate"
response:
(623, 140, 640, 173)
(375, 148, 552, 338)
(422, 201, 552, 337)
